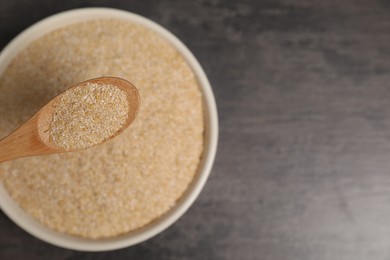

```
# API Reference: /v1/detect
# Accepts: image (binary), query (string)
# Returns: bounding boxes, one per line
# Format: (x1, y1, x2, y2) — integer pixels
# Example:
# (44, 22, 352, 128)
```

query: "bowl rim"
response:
(0, 7, 218, 251)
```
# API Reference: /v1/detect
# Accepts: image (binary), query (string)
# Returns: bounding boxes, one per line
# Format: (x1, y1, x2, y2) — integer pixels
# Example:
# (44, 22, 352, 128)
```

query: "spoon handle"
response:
(0, 116, 48, 163)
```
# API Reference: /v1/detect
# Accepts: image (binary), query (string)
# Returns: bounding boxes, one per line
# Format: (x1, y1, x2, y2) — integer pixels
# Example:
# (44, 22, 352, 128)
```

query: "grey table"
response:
(1, 1, 390, 259)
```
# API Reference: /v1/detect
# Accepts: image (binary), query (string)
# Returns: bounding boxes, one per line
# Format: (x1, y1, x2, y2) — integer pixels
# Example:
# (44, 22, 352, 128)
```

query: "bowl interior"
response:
(0, 8, 218, 251)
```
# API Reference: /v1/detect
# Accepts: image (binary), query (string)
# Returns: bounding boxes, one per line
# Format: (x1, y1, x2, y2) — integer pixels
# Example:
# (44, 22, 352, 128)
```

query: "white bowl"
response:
(0, 8, 218, 251)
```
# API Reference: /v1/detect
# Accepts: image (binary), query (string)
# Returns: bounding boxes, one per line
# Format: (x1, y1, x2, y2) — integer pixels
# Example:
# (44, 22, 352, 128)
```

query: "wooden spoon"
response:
(0, 77, 140, 163)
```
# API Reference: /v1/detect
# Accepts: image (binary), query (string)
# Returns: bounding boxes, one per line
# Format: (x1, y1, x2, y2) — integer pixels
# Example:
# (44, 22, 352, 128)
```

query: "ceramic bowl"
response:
(0, 7, 218, 251)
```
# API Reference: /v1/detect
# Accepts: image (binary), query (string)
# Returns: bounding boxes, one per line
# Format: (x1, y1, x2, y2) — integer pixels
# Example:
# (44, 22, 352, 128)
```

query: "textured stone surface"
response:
(1, 0, 390, 259)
